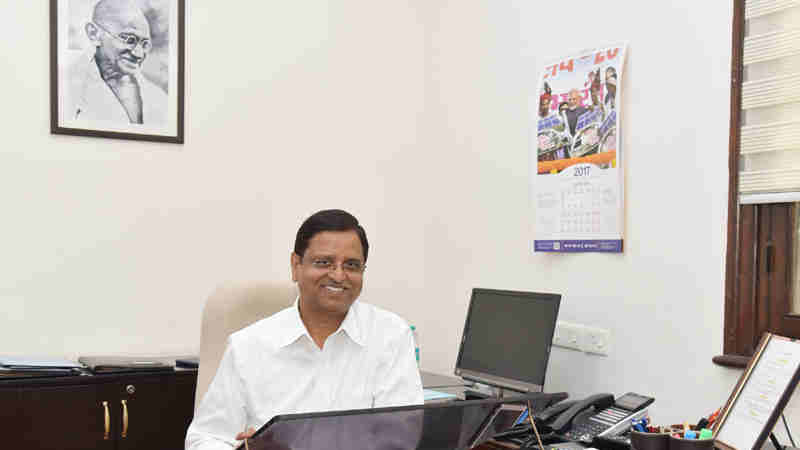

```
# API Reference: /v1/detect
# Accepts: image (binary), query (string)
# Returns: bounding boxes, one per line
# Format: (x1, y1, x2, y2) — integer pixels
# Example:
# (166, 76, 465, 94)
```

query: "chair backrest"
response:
(195, 280, 297, 409)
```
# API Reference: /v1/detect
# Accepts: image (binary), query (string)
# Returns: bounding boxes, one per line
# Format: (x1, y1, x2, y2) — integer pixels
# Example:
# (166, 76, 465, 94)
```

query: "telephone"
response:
(493, 392, 653, 448)
(547, 392, 654, 444)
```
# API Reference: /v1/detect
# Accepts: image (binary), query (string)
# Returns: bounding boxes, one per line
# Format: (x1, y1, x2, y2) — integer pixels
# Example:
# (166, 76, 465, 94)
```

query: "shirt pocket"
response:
(331, 352, 376, 409)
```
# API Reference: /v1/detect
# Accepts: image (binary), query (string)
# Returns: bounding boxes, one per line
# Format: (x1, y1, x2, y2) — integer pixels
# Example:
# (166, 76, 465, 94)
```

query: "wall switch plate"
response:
(553, 321, 583, 351)
(582, 326, 611, 356)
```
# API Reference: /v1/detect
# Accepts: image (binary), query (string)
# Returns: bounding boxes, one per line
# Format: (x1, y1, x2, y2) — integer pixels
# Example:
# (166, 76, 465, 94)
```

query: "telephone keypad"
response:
(562, 406, 630, 443)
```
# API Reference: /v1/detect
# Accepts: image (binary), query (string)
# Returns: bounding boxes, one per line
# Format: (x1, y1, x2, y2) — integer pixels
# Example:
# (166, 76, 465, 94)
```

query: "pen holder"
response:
(669, 433, 713, 450)
(630, 430, 672, 450)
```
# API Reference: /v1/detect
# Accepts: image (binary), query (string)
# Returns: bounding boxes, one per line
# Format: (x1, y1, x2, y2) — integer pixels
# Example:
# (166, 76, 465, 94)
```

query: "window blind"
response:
(739, 0, 800, 204)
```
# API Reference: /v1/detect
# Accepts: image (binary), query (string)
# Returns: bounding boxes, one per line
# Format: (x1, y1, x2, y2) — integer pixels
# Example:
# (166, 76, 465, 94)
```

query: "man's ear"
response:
(290, 252, 300, 282)
(85, 22, 101, 46)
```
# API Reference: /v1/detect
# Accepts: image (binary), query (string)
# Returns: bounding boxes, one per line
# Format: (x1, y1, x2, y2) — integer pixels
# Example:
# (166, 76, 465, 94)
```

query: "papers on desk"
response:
(78, 356, 174, 374)
(0, 356, 83, 369)
(0, 355, 85, 379)
(424, 389, 458, 401)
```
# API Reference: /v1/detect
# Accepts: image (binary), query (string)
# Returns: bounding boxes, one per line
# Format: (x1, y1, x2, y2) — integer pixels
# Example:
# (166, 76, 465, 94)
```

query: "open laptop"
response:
(237, 392, 562, 450)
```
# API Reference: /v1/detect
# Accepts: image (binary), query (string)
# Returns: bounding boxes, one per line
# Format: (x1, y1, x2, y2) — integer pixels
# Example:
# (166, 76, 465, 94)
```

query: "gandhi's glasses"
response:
(306, 257, 365, 275)
(94, 22, 152, 52)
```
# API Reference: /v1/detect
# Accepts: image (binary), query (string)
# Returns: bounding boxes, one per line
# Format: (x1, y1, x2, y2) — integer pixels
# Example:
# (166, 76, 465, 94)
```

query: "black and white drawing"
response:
(50, 0, 185, 143)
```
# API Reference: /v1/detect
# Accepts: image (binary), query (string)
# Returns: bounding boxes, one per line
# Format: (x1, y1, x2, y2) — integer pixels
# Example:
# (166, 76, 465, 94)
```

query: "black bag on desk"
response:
(78, 356, 174, 374)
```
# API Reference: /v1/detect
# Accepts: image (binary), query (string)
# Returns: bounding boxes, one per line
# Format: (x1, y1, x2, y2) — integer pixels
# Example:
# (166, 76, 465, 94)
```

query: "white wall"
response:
(4, 0, 792, 431)
(0, 1, 428, 354)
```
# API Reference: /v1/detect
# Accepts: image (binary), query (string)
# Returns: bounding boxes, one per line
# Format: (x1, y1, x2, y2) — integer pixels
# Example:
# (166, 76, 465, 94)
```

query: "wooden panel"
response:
(0, 388, 23, 443)
(116, 373, 197, 450)
(770, 204, 791, 332)
(737, 204, 758, 355)
(755, 204, 772, 352)
(774, 204, 799, 337)
(0, 370, 197, 450)
(17, 384, 117, 450)
(723, 0, 746, 356)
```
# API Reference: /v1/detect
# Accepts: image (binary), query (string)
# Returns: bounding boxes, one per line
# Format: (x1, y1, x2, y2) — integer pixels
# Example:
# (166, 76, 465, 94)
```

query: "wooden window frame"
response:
(719, 0, 800, 367)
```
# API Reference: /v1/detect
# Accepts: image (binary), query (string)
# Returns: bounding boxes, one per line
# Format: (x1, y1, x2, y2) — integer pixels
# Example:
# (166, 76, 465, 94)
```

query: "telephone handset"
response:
(550, 393, 615, 433)
(535, 399, 578, 424)
(551, 392, 654, 443)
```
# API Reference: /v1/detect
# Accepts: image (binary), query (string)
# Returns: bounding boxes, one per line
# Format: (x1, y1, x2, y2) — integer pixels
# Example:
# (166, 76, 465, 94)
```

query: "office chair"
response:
(195, 281, 297, 409)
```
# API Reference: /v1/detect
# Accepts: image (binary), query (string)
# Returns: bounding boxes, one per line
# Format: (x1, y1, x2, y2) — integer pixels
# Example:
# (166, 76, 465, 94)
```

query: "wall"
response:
(416, 0, 745, 426)
(0, 1, 428, 355)
(3, 0, 789, 430)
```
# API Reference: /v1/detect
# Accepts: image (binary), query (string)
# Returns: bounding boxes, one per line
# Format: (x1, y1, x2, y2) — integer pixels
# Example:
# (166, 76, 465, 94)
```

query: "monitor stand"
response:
(464, 389, 493, 400)
(464, 383, 507, 400)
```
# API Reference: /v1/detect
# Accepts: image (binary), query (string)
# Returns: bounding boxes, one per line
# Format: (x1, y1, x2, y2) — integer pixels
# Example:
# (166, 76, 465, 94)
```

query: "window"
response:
(722, 0, 800, 364)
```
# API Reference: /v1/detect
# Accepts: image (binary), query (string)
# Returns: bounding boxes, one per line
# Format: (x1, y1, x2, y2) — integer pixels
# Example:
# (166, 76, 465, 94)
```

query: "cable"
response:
(783, 413, 796, 448)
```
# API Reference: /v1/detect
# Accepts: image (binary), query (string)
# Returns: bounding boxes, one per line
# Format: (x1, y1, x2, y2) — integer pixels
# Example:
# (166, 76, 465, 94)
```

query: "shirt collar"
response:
(276, 297, 365, 348)
(339, 301, 365, 347)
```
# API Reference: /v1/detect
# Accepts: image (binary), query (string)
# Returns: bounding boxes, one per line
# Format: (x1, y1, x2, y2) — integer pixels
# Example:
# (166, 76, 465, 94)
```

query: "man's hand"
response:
(235, 427, 256, 441)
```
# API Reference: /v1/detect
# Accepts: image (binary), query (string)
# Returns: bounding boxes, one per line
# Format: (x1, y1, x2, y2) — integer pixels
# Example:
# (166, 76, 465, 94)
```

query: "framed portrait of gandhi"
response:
(50, 0, 185, 143)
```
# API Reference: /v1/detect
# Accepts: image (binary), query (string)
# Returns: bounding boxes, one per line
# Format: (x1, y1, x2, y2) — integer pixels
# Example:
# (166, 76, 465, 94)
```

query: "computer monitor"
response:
(239, 393, 562, 450)
(454, 288, 561, 393)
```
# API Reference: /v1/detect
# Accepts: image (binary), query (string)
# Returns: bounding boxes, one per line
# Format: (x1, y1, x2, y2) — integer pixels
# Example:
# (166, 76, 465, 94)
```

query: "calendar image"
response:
(532, 44, 626, 253)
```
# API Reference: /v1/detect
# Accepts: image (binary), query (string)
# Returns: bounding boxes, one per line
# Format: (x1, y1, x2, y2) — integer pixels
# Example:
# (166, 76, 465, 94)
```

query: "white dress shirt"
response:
(185, 298, 424, 450)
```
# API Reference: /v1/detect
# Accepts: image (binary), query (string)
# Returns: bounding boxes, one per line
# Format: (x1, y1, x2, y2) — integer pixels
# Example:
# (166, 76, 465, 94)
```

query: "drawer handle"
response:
(121, 399, 129, 438)
(102, 401, 110, 440)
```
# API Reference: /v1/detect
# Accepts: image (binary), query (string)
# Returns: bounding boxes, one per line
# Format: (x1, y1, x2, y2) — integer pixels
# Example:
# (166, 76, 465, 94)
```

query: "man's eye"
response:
(313, 260, 331, 267)
(121, 35, 138, 45)
(344, 262, 361, 270)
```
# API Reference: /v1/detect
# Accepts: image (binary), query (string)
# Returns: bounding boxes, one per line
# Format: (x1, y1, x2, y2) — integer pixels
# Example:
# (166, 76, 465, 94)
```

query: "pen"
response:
(515, 408, 530, 426)
(527, 400, 545, 450)
(707, 408, 720, 427)
(242, 406, 250, 450)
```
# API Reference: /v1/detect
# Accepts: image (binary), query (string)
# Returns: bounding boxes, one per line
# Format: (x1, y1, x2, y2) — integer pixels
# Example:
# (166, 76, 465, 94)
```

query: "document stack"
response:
(78, 356, 174, 374)
(0, 356, 85, 379)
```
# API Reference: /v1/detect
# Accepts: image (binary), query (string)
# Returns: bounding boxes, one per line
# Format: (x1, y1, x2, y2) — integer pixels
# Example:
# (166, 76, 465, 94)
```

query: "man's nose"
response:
(328, 265, 347, 281)
(131, 45, 145, 58)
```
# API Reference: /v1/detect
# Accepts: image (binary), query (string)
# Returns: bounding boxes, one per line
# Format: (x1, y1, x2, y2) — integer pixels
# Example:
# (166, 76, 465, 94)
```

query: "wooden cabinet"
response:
(0, 369, 196, 450)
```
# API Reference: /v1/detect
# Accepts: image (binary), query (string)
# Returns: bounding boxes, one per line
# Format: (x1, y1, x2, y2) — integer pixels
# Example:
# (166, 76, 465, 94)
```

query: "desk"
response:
(0, 368, 196, 450)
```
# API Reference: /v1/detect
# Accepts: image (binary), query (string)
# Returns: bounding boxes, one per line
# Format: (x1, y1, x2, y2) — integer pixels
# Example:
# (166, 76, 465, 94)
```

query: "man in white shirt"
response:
(185, 209, 424, 450)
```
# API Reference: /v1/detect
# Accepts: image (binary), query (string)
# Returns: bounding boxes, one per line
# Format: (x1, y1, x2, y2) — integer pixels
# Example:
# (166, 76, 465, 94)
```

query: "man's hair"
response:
(294, 209, 369, 262)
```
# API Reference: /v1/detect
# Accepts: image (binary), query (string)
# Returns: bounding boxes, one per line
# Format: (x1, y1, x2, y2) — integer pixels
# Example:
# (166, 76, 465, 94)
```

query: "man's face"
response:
(568, 91, 581, 110)
(291, 230, 365, 318)
(93, 16, 151, 77)
(539, 95, 551, 116)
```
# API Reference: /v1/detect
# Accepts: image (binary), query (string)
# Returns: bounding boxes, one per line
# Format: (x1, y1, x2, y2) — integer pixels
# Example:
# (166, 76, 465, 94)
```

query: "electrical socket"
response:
(582, 326, 611, 356)
(553, 321, 583, 351)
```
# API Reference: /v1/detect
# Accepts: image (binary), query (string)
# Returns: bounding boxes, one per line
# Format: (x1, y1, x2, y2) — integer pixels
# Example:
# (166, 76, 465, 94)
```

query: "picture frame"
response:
(50, 0, 185, 144)
(713, 332, 800, 450)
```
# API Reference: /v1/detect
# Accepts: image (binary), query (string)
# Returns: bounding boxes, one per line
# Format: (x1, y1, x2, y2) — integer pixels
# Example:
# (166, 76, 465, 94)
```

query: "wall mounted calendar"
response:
(531, 43, 627, 253)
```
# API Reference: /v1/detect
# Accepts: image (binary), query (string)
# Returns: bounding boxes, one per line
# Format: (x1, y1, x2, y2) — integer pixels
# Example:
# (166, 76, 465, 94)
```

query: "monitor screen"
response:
(454, 288, 561, 393)
(240, 393, 559, 450)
